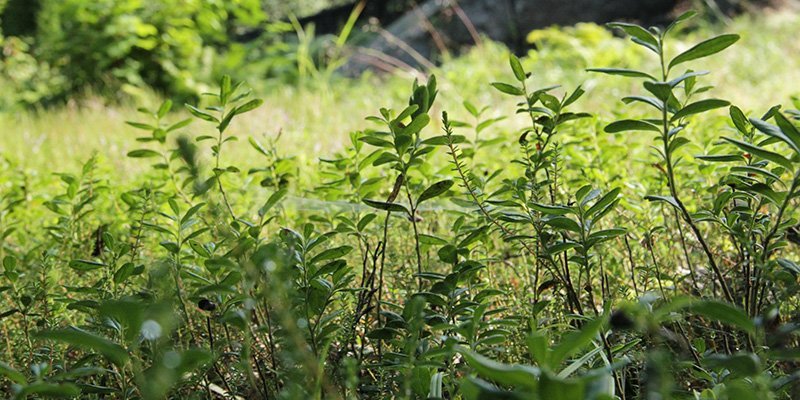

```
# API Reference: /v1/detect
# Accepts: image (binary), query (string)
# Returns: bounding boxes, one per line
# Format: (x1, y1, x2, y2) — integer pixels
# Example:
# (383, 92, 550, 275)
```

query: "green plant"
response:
(3, 10, 800, 400)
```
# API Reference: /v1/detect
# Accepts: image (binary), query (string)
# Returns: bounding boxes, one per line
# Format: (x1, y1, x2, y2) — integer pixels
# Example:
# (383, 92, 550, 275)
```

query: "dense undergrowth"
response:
(2, 10, 800, 400)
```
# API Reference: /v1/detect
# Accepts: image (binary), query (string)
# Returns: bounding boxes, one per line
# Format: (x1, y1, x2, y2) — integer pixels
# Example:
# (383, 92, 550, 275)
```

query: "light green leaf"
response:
(35, 327, 129, 366)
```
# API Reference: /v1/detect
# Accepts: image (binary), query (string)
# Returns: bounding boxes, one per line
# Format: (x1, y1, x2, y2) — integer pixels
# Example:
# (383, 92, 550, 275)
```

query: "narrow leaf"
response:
(586, 68, 656, 80)
(669, 34, 740, 69)
(671, 99, 730, 121)
(417, 180, 453, 205)
(35, 327, 129, 366)
(604, 120, 660, 133)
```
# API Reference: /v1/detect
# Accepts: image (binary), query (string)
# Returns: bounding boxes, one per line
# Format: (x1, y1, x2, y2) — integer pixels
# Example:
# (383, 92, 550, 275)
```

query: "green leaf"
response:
(185, 104, 219, 123)
(422, 134, 466, 146)
(125, 121, 156, 130)
(529, 203, 573, 215)
(585, 188, 620, 218)
(220, 75, 232, 102)
(644, 195, 680, 210)
(745, 183, 784, 206)
(310, 245, 353, 265)
(643, 81, 673, 102)
(402, 114, 431, 135)
(604, 120, 660, 133)
(722, 137, 794, 170)
(586, 68, 656, 80)
(729, 106, 749, 133)
(417, 180, 453, 205)
(363, 199, 410, 215)
(622, 96, 663, 111)
(457, 346, 540, 390)
(166, 118, 192, 132)
(688, 300, 755, 334)
(259, 188, 288, 217)
(234, 99, 264, 115)
(544, 217, 582, 233)
(35, 327, 129, 366)
(667, 70, 709, 87)
(695, 154, 742, 163)
(546, 241, 580, 255)
(751, 116, 800, 155)
(461, 377, 513, 399)
(509, 54, 526, 82)
(366, 327, 399, 340)
(359, 135, 394, 148)
(127, 149, 161, 158)
(665, 10, 697, 35)
(607, 22, 659, 53)
(777, 259, 800, 275)
(558, 347, 603, 378)
(550, 316, 605, 366)
(157, 99, 173, 119)
(18, 382, 81, 398)
(69, 259, 106, 271)
(588, 228, 627, 243)
(671, 99, 730, 121)
(562, 86, 585, 108)
(491, 82, 524, 96)
(180, 202, 205, 226)
(702, 353, 760, 378)
(669, 34, 740, 70)
(113, 263, 139, 284)
(0, 361, 26, 384)
(774, 113, 800, 152)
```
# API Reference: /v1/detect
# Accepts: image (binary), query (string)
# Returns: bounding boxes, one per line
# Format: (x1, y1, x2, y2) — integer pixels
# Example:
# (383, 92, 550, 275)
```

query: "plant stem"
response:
(657, 39, 734, 303)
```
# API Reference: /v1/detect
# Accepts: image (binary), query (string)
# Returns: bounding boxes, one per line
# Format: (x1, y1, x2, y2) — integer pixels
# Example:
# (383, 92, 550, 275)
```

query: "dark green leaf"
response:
(544, 217, 582, 233)
(586, 68, 656, 80)
(607, 23, 659, 52)
(604, 120, 660, 133)
(671, 99, 730, 121)
(185, 104, 219, 123)
(417, 180, 453, 205)
(310, 246, 353, 265)
(127, 149, 161, 158)
(69, 259, 106, 271)
(363, 199, 410, 215)
(729, 106, 749, 133)
(643, 81, 673, 102)
(644, 195, 680, 210)
(751, 116, 800, 155)
(722, 137, 794, 170)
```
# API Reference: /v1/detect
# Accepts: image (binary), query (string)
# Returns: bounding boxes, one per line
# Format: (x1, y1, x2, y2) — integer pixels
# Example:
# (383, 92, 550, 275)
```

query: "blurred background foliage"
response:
(0, 0, 787, 111)
(0, 0, 353, 108)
